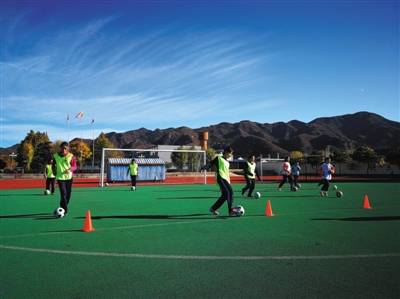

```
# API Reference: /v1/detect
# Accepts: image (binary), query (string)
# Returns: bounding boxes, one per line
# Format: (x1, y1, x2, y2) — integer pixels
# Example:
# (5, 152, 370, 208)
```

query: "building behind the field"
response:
(148, 145, 202, 164)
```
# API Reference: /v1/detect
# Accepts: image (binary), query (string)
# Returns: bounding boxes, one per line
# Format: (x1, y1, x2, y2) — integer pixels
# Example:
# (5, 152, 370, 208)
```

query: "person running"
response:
(320, 157, 334, 197)
(291, 161, 301, 188)
(278, 156, 294, 191)
(241, 154, 261, 197)
(127, 158, 139, 191)
(205, 146, 240, 216)
(52, 142, 77, 215)
(44, 158, 56, 195)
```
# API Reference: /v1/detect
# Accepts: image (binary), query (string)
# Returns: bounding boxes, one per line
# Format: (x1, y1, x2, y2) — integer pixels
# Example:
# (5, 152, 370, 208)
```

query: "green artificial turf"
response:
(1, 182, 399, 298)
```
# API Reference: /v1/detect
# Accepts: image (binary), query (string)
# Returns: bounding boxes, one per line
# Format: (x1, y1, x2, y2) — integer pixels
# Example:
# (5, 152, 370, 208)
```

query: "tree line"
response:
(1, 130, 399, 173)
(0, 131, 119, 173)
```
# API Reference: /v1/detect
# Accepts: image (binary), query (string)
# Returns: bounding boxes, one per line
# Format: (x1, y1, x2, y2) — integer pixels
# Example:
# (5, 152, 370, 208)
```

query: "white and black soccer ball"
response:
(44, 189, 51, 195)
(235, 205, 245, 216)
(105, 182, 109, 187)
(291, 186, 299, 192)
(254, 192, 261, 199)
(336, 191, 343, 198)
(53, 207, 65, 218)
(131, 186, 136, 191)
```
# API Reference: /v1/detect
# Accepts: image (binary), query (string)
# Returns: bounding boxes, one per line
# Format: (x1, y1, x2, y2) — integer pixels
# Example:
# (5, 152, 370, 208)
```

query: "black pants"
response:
(242, 177, 255, 197)
(46, 178, 55, 194)
(130, 175, 137, 187)
(212, 177, 233, 212)
(278, 175, 293, 188)
(58, 179, 73, 213)
(293, 175, 299, 187)
(321, 179, 330, 191)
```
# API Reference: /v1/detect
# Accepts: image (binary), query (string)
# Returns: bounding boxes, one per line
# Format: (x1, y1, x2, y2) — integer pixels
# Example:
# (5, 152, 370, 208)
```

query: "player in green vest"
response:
(127, 159, 138, 191)
(52, 142, 77, 215)
(44, 158, 56, 195)
(241, 155, 261, 197)
(204, 146, 240, 216)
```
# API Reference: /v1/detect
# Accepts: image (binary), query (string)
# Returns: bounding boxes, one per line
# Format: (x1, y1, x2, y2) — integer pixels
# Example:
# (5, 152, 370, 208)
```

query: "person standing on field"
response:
(44, 158, 56, 194)
(241, 154, 261, 197)
(127, 158, 138, 191)
(52, 142, 77, 215)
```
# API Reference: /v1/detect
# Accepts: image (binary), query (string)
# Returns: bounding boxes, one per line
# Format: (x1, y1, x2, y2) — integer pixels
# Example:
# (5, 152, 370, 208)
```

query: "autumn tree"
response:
(16, 130, 51, 172)
(94, 133, 123, 165)
(69, 140, 92, 167)
(290, 151, 304, 163)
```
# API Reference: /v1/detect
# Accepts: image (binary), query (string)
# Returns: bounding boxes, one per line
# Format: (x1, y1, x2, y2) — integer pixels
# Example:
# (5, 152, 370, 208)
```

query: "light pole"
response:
(91, 119, 95, 169)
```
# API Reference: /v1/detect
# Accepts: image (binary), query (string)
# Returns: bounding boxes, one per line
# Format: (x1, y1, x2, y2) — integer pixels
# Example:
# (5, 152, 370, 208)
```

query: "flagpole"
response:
(91, 119, 95, 169)
(67, 114, 70, 145)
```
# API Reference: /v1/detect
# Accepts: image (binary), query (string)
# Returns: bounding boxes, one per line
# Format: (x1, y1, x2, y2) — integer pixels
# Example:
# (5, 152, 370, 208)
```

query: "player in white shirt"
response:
(278, 157, 294, 191)
(320, 157, 334, 196)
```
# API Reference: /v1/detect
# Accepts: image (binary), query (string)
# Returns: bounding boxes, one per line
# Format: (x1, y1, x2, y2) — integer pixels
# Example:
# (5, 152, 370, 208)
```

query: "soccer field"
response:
(1, 182, 399, 299)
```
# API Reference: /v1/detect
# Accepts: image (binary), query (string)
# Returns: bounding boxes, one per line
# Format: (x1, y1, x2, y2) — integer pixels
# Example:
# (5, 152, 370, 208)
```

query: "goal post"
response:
(100, 148, 207, 187)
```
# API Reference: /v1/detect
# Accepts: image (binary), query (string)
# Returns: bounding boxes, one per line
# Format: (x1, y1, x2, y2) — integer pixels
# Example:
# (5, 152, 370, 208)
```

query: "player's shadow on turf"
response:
(0, 213, 50, 219)
(78, 214, 230, 220)
(311, 216, 400, 221)
(152, 190, 219, 193)
(0, 193, 46, 197)
(266, 195, 322, 198)
(156, 196, 216, 200)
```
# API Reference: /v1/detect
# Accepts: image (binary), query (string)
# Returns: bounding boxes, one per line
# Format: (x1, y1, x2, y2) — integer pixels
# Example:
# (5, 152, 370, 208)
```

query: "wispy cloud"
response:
(1, 15, 278, 146)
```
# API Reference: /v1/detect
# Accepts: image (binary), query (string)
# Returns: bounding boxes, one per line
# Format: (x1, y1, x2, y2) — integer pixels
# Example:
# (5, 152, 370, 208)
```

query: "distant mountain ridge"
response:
(103, 111, 400, 155)
(2, 112, 399, 156)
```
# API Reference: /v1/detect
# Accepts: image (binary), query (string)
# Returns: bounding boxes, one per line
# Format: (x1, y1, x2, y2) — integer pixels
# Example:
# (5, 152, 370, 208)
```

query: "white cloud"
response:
(1, 16, 276, 146)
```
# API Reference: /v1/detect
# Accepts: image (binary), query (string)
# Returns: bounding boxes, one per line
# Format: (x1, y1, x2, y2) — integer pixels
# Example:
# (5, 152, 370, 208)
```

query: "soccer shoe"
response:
(209, 208, 219, 216)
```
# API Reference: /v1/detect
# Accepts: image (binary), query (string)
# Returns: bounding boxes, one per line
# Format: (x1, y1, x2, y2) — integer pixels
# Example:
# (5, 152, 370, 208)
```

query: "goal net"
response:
(100, 147, 207, 187)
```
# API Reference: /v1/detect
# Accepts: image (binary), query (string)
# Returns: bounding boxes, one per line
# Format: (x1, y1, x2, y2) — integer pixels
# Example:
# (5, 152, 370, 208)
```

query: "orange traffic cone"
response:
(82, 210, 95, 232)
(265, 200, 274, 217)
(363, 195, 372, 209)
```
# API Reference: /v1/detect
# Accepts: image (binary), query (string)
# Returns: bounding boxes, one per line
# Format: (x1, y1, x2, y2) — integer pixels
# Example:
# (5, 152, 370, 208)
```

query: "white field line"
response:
(0, 244, 399, 260)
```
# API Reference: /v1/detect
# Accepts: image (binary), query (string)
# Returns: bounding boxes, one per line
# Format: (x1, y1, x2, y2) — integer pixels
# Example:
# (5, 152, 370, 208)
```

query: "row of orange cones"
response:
(81, 195, 373, 232)
(264, 194, 373, 217)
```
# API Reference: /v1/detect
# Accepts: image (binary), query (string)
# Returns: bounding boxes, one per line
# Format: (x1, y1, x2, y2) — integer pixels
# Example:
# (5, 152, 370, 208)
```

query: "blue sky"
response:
(1, 0, 399, 147)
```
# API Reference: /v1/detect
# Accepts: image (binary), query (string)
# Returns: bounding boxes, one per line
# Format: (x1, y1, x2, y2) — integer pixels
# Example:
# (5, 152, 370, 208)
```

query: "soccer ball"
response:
(105, 182, 109, 186)
(44, 189, 51, 195)
(336, 191, 343, 198)
(235, 205, 245, 216)
(254, 192, 261, 199)
(131, 186, 136, 191)
(53, 207, 65, 218)
(291, 186, 299, 192)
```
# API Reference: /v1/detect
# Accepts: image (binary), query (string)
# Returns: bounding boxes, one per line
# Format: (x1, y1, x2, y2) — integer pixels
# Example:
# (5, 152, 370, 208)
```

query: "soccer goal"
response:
(100, 147, 207, 187)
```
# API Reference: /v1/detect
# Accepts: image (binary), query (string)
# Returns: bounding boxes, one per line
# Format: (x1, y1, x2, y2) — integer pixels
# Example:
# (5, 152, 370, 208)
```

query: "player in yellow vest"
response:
(205, 146, 240, 216)
(127, 159, 138, 191)
(52, 142, 77, 215)
(44, 158, 56, 194)
(241, 155, 261, 197)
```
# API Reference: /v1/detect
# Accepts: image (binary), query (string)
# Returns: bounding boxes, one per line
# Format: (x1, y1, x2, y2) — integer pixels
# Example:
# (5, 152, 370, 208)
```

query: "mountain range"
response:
(1, 112, 399, 156)
(104, 111, 400, 155)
